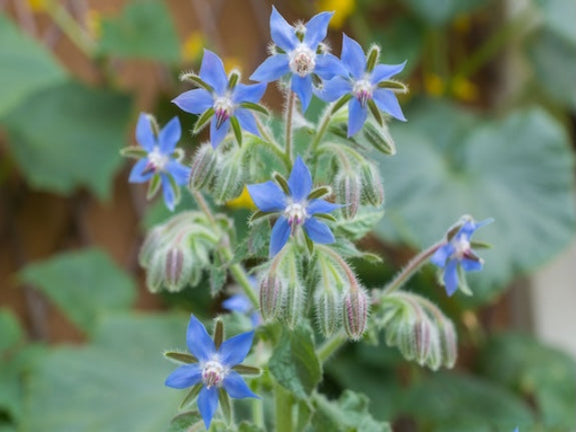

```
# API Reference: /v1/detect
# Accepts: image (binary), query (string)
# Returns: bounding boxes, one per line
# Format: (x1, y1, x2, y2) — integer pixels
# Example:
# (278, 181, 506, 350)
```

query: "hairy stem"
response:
(317, 331, 347, 363)
(284, 91, 296, 166)
(275, 383, 294, 432)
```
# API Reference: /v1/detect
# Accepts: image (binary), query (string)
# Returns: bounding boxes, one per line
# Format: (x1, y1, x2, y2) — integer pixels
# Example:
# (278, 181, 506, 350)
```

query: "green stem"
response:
(284, 91, 296, 166)
(275, 383, 294, 432)
(254, 118, 291, 170)
(252, 385, 265, 428)
(317, 331, 347, 363)
(45, 1, 95, 56)
(382, 241, 445, 296)
(310, 107, 333, 156)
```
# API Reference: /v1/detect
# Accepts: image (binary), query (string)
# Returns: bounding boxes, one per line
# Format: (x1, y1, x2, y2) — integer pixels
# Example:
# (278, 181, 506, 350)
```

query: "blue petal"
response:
(373, 89, 406, 121)
(307, 199, 340, 215)
(166, 160, 190, 186)
(232, 83, 267, 104)
(223, 371, 259, 399)
(370, 61, 407, 84)
(161, 174, 176, 211)
(210, 117, 230, 148)
(270, 6, 297, 51)
(158, 116, 181, 154)
(288, 155, 313, 202)
(430, 244, 454, 268)
(316, 76, 351, 102)
(443, 260, 459, 296)
(186, 314, 216, 362)
(315, 53, 347, 80)
(270, 216, 291, 257)
(164, 364, 202, 389)
(304, 11, 333, 48)
(348, 97, 368, 137)
(200, 49, 228, 95)
(250, 54, 290, 82)
(197, 386, 219, 430)
(218, 330, 255, 367)
(247, 181, 286, 212)
(136, 113, 156, 151)
(235, 109, 260, 136)
(222, 294, 252, 314)
(172, 88, 213, 115)
(341, 34, 366, 79)
(129, 158, 153, 183)
(303, 217, 335, 244)
(461, 259, 483, 272)
(291, 74, 313, 112)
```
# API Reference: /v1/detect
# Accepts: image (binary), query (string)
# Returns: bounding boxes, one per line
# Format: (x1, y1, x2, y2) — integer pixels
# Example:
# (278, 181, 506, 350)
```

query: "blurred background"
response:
(0, 0, 575, 431)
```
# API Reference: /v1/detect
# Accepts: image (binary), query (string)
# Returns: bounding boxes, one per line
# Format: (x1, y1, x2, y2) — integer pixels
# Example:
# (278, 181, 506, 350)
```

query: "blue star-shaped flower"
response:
(172, 50, 267, 148)
(129, 114, 190, 211)
(250, 7, 345, 111)
(247, 156, 339, 257)
(165, 314, 259, 430)
(318, 34, 407, 136)
(430, 217, 493, 296)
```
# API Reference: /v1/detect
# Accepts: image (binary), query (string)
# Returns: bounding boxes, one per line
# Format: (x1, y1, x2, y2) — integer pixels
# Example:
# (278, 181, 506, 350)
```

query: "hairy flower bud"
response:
(360, 163, 385, 207)
(343, 288, 368, 340)
(282, 279, 304, 329)
(164, 246, 193, 292)
(259, 274, 283, 321)
(314, 288, 341, 337)
(213, 153, 245, 204)
(439, 319, 458, 368)
(413, 317, 432, 363)
(189, 144, 218, 191)
(335, 171, 362, 219)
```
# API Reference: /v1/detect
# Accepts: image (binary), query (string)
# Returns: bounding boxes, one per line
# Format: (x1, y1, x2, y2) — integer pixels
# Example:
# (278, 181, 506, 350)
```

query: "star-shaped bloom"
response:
(165, 314, 259, 430)
(250, 7, 345, 111)
(318, 34, 407, 136)
(129, 114, 190, 211)
(247, 156, 339, 257)
(173, 50, 267, 148)
(430, 217, 493, 296)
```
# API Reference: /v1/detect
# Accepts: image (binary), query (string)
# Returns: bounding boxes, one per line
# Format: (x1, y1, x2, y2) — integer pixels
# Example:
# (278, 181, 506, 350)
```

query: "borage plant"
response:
(123, 6, 493, 431)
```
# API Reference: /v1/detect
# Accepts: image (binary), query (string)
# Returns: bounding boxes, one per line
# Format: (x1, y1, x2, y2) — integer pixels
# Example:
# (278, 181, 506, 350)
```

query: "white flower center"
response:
(352, 79, 374, 107)
(213, 96, 235, 128)
(201, 360, 227, 389)
(289, 45, 316, 77)
(148, 146, 169, 172)
(285, 202, 308, 227)
(452, 236, 471, 260)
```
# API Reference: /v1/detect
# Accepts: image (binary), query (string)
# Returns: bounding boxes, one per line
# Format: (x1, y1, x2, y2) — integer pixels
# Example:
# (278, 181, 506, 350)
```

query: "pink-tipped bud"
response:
(335, 172, 362, 219)
(189, 144, 218, 191)
(314, 289, 341, 337)
(343, 288, 369, 340)
(413, 318, 432, 364)
(259, 275, 283, 321)
(164, 246, 193, 292)
(282, 280, 303, 329)
(360, 163, 385, 207)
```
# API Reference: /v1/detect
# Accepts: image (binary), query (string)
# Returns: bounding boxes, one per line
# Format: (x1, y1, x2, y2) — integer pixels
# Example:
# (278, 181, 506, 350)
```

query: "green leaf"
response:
(167, 411, 203, 432)
(403, 372, 533, 431)
(479, 333, 576, 430)
(311, 390, 392, 432)
(333, 209, 384, 241)
(269, 324, 322, 399)
(0, 309, 23, 354)
(0, 15, 67, 118)
(19, 248, 136, 335)
(374, 101, 576, 305)
(400, 0, 486, 27)
(98, 0, 181, 63)
(22, 313, 185, 432)
(238, 422, 265, 432)
(3, 81, 132, 199)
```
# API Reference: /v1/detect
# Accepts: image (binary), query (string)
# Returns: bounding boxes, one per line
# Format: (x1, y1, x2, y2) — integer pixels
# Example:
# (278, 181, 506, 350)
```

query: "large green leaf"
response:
(3, 81, 132, 199)
(0, 309, 23, 354)
(402, 372, 534, 431)
(374, 101, 576, 304)
(479, 333, 576, 430)
(98, 0, 181, 63)
(0, 15, 67, 118)
(19, 248, 136, 335)
(269, 324, 322, 399)
(22, 313, 185, 432)
(399, 0, 486, 27)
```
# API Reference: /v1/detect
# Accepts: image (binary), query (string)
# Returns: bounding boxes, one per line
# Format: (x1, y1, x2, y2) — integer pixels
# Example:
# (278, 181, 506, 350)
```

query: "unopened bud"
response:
(360, 163, 385, 207)
(335, 171, 362, 219)
(139, 227, 163, 268)
(213, 154, 244, 204)
(145, 253, 165, 293)
(413, 317, 432, 364)
(314, 288, 341, 337)
(189, 144, 218, 191)
(343, 288, 368, 340)
(424, 331, 442, 371)
(164, 247, 192, 292)
(259, 274, 283, 321)
(282, 280, 303, 329)
(439, 320, 458, 368)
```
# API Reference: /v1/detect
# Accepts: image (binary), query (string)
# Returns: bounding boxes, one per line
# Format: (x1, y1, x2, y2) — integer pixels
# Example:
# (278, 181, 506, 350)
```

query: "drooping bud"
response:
(343, 288, 369, 340)
(335, 171, 362, 219)
(189, 143, 218, 191)
(412, 317, 433, 364)
(259, 274, 283, 321)
(360, 163, 385, 207)
(164, 246, 193, 292)
(439, 319, 458, 368)
(282, 279, 304, 329)
(213, 152, 245, 204)
(314, 288, 341, 337)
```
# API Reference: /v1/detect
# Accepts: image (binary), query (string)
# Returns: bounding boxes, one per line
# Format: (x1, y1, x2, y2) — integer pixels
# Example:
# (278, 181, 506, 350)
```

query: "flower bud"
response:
(360, 163, 385, 207)
(439, 319, 458, 368)
(424, 330, 442, 371)
(314, 288, 341, 337)
(282, 279, 304, 329)
(164, 246, 193, 292)
(343, 288, 369, 340)
(139, 227, 163, 268)
(335, 171, 362, 219)
(188, 143, 218, 191)
(413, 317, 432, 364)
(259, 274, 283, 321)
(212, 153, 244, 204)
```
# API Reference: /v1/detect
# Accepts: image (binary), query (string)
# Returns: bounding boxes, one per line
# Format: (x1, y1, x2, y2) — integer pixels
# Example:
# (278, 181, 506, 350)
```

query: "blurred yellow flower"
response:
(317, 0, 355, 29)
(222, 56, 243, 73)
(182, 32, 205, 63)
(424, 74, 445, 97)
(227, 186, 256, 211)
(27, 0, 47, 12)
(452, 76, 478, 102)
(86, 10, 102, 40)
